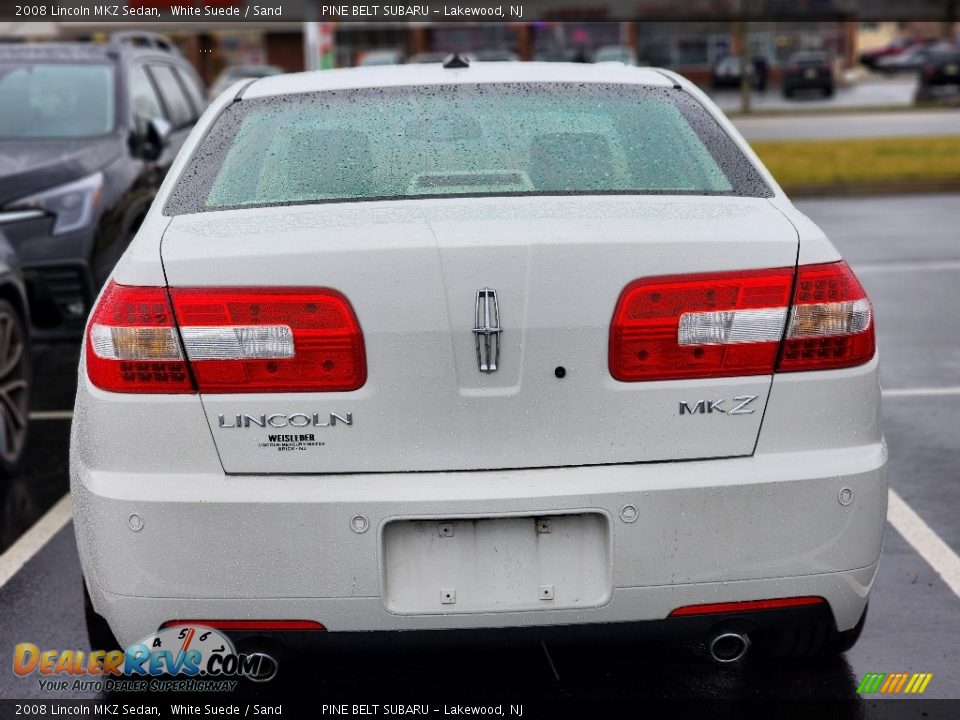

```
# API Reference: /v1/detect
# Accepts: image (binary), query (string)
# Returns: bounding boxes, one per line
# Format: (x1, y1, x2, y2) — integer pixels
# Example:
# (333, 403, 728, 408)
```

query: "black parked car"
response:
(916, 47, 960, 101)
(0, 32, 206, 340)
(0, 230, 30, 477)
(782, 51, 834, 98)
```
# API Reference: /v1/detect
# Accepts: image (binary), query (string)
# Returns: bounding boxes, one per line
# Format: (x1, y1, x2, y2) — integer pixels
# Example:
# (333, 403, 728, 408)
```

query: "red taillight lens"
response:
(609, 268, 795, 381)
(170, 287, 366, 393)
(160, 620, 326, 632)
(777, 260, 875, 372)
(668, 596, 825, 617)
(609, 261, 875, 382)
(86, 282, 194, 393)
(923, 63, 936, 76)
(86, 283, 366, 394)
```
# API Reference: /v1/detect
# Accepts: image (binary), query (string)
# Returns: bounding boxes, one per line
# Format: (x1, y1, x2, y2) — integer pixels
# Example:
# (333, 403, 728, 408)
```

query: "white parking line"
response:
(883, 387, 960, 398)
(28, 410, 74, 421)
(0, 493, 72, 589)
(888, 489, 960, 601)
(854, 260, 960, 274)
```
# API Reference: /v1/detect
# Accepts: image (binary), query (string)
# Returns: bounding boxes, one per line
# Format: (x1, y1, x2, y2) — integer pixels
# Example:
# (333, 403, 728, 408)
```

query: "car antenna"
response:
(442, 53, 471, 69)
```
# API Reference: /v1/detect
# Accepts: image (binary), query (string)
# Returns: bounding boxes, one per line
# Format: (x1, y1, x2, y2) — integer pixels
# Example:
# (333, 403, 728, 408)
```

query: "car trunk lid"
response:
(160, 195, 798, 474)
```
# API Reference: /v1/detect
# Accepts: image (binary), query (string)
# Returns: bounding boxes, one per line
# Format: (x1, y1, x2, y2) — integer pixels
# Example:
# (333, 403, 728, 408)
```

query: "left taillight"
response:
(86, 282, 194, 393)
(86, 282, 366, 394)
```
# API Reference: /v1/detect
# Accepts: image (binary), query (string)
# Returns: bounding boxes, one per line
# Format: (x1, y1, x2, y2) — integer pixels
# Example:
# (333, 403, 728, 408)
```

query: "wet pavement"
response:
(0, 194, 958, 703)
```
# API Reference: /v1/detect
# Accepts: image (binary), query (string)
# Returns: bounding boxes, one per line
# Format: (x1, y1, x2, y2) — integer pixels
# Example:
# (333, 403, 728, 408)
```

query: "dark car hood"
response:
(0, 137, 121, 206)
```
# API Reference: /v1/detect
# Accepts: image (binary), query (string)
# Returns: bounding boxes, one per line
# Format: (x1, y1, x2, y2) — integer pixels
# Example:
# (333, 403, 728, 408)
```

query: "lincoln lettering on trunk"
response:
(218, 413, 353, 429)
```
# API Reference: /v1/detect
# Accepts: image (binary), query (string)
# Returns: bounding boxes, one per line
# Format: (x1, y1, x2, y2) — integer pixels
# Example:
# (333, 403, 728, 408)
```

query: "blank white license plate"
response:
(946, 64, 959, 75)
(805, 68, 817, 79)
(382, 514, 611, 614)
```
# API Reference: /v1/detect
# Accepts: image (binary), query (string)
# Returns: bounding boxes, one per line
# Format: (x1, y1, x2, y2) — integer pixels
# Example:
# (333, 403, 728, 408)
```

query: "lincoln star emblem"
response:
(473, 288, 502, 373)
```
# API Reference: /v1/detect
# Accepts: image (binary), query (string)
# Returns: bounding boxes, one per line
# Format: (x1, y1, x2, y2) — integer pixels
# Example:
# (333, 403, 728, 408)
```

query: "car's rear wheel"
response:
(756, 603, 868, 658)
(0, 299, 29, 478)
(84, 581, 120, 650)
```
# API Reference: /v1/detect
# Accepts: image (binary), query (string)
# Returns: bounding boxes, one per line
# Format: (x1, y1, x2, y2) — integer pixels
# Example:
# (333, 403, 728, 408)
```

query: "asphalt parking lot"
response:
(0, 193, 957, 703)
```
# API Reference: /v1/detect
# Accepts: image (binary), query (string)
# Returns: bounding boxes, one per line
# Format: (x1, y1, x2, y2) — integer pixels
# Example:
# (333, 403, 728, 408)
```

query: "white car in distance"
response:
(72, 58, 885, 666)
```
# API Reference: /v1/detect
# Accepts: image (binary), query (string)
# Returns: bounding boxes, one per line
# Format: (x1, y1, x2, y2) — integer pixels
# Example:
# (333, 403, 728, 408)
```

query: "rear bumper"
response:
(73, 444, 887, 647)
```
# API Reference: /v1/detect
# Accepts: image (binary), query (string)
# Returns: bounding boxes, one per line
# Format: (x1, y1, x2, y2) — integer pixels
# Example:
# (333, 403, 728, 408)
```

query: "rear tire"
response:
(84, 581, 121, 650)
(757, 603, 868, 658)
(0, 299, 29, 478)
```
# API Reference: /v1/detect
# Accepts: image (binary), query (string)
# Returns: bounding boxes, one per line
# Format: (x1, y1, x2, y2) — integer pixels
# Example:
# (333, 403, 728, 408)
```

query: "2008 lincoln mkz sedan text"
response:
(71, 59, 886, 666)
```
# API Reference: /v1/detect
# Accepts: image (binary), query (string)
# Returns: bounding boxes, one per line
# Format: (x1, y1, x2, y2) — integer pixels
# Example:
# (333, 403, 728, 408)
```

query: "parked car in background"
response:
(916, 46, 960, 102)
(357, 49, 405, 66)
(0, 32, 206, 340)
(875, 41, 954, 74)
(782, 51, 834, 98)
(0, 231, 30, 478)
(209, 64, 283, 98)
(858, 36, 919, 69)
(592, 44, 638, 65)
(75, 61, 884, 665)
(710, 55, 756, 89)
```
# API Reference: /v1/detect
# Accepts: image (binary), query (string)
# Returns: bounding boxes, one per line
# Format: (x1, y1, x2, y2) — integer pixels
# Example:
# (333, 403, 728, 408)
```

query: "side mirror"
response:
(136, 117, 172, 161)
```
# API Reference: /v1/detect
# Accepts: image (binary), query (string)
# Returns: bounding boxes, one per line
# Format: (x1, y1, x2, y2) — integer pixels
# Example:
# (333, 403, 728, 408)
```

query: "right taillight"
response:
(776, 260, 875, 372)
(86, 282, 366, 394)
(609, 260, 874, 382)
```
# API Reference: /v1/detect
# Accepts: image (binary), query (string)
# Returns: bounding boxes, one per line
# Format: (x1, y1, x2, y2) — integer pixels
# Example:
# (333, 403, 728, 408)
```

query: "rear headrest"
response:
(286, 126, 373, 198)
(529, 132, 615, 191)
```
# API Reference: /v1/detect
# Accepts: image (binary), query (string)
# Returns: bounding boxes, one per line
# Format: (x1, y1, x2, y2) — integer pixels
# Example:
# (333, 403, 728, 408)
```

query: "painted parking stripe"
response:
(883, 387, 960, 398)
(0, 493, 72, 589)
(854, 260, 960, 274)
(888, 489, 960, 601)
(28, 410, 74, 420)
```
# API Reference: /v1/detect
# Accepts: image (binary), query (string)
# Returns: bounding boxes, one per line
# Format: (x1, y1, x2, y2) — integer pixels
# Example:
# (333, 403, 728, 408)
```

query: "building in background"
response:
(1, 19, 956, 87)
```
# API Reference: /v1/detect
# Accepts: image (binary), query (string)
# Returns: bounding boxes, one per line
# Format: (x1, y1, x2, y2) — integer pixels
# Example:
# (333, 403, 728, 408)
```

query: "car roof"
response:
(0, 42, 115, 62)
(0, 37, 183, 63)
(242, 61, 674, 99)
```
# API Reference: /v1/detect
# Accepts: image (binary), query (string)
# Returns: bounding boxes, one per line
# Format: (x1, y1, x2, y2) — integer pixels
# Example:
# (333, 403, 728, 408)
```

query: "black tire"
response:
(756, 603, 868, 659)
(84, 581, 120, 650)
(824, 86, 835, 98)
(0, 299, 29, 478)
(783, 87, 793, 98)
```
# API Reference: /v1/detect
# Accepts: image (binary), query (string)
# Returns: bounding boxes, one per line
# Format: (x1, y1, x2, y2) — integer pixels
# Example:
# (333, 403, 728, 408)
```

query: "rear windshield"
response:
(0, 63, 115, 139)
(166, 83, 771, 215)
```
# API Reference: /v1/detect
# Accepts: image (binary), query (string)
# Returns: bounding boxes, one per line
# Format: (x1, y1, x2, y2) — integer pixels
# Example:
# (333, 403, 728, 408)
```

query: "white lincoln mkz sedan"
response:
(72, 59, 885, 665)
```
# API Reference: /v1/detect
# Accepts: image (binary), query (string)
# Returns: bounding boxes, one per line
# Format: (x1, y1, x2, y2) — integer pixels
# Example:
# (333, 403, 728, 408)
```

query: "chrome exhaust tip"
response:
(243, 651, 279, 682)
(709, 631, 750, 663)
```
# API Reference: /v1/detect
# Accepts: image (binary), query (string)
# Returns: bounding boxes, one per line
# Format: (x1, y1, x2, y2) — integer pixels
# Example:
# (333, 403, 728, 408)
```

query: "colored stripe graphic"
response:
(857, 672, 933, 694)
(857, 673, 886, 694)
